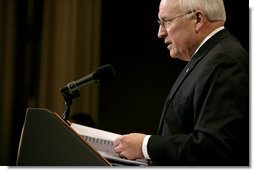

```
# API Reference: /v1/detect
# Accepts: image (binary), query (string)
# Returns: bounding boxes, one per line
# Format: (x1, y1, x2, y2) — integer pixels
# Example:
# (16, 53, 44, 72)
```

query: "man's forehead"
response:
(159, 0, 181, 17)
(160, 0, 180, 9)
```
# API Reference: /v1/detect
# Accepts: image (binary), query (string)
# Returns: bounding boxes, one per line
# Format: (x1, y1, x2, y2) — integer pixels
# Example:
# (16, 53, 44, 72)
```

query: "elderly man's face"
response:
(157, 0, 197, 61)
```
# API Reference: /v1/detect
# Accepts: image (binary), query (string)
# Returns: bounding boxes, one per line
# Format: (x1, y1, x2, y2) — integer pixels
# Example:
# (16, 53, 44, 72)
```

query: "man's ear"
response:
(194, 10, 205, 32)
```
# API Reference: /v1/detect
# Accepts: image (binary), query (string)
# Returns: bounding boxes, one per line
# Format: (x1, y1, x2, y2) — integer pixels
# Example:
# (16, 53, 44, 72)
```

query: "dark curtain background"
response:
(0, 0, 249, 165)
(0, 0, 43, 165)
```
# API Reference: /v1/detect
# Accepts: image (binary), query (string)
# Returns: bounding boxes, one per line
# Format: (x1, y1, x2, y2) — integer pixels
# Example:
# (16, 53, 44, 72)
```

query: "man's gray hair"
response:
(179, 0, 226, 22)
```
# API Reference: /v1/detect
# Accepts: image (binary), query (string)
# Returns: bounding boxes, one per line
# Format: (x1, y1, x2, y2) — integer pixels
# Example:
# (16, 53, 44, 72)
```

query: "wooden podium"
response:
(16, 108, 111, 166)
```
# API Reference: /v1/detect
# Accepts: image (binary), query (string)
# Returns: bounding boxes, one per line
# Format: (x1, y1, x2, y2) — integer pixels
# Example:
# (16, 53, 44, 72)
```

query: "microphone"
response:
(60, 64, 115, 95)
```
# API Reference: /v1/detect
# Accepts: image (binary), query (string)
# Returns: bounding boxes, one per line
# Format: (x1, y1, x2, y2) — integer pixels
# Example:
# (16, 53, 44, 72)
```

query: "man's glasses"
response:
(157, 11, 194, 29)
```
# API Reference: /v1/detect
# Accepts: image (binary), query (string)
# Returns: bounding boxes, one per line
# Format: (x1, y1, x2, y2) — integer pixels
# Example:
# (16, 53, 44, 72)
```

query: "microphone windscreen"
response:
(93, 64, 116, 83)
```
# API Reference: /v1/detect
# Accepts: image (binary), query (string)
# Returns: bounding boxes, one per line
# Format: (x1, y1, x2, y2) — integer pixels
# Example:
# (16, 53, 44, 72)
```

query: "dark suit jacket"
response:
(147, 29, 249, 166)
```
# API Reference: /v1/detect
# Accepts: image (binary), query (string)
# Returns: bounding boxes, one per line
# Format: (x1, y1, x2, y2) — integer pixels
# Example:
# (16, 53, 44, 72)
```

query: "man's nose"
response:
(157, 26, 167, 39)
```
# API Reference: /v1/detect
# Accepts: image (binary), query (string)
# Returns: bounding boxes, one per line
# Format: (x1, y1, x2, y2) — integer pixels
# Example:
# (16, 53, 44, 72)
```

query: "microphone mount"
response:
(60, 82, 80, 123)
(59, 64, 115, 123)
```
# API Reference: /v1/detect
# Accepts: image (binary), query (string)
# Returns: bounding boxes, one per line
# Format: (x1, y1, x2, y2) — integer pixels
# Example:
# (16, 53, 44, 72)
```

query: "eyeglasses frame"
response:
(157, 11, 195, 29)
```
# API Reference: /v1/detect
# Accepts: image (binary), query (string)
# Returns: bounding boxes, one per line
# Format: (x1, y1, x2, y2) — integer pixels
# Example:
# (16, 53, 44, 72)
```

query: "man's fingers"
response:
(113, 136, 122, 147)
(114, 145, 122, 153)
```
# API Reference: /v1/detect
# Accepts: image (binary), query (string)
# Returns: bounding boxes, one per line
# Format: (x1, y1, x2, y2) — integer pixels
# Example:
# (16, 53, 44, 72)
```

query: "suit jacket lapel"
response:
(157, 58, 198, 134)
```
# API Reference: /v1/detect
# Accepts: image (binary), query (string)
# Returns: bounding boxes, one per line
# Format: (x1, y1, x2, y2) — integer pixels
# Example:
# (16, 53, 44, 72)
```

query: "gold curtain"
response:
(0, 0, 101, 164)
(38, 0, 101, 123)
(0, 0, 16, 164)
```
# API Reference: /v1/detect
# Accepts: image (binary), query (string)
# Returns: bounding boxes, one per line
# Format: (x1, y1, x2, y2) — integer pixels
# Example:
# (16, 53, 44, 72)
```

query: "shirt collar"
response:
(191, 26, 225, 59)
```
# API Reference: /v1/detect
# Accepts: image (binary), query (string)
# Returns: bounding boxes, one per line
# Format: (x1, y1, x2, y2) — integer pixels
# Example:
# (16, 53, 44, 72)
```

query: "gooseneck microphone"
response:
(60, 64, 115, 95)
(60, 64, 115, 122)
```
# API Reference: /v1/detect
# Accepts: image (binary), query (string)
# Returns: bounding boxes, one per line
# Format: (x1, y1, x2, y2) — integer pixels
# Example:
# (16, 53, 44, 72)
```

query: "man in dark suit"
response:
(114, 0, 249, 165)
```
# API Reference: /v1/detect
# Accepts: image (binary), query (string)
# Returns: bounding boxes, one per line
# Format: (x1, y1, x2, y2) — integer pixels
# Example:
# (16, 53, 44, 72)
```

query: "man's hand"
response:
(114, 133, 146, 160)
